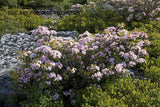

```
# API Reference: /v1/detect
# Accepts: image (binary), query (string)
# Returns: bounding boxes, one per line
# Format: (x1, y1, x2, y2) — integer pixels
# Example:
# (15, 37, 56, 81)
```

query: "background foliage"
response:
(0, 7, 51, 36)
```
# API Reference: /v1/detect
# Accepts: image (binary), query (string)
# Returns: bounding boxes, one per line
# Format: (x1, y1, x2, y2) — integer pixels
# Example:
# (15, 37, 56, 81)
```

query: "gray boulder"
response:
(57, 31, 78, 38)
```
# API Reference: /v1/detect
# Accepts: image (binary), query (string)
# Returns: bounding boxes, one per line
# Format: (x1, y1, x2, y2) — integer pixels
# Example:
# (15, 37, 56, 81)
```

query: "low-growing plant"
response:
(75, 76, 160, 106)
(0, 7, 51, 36)
(57, 8, 124, 33)
(57, 13, 106, 33)
(143, 56, 160, 82)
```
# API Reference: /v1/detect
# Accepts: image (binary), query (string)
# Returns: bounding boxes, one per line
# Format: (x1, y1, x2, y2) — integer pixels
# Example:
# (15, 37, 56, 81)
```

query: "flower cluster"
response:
(18, 26, 150, 104)
(108, 0, 160, 21)
(32, 26, 57, 36)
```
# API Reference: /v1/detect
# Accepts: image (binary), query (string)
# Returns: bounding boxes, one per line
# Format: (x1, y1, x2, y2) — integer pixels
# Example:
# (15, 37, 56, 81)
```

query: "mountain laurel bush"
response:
(108, 0, 160, 22)
(10, 25, 152, 106)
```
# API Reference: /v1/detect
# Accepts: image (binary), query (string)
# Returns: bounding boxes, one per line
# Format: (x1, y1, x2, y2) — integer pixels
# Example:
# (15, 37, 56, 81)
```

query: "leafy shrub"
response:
(11, 26, 150, 106)
(0, 0, 17, 8)
(141, 56, 160, 83)
(57, 13, 106, 33)
(57, 8, 123, 33)
(75, 77, 160, 106)
(0, 7, 51, 36)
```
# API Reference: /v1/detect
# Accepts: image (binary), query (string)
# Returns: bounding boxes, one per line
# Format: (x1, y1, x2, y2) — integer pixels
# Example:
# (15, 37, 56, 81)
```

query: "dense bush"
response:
(0, 0, 84, 9)
(57, 8, 124, 33)
(75, 76, 160, 106)
(143, 56, 160, 82)
(0, 0, 17, 8)
(0, 7, 51, 36)
(57, 13, 106, 33)
(11, 26, 151, 106)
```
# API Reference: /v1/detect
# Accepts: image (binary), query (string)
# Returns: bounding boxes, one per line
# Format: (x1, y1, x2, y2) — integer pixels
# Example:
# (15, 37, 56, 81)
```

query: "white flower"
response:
(91, 72, 103, 81)
(71, 68, 77, 73)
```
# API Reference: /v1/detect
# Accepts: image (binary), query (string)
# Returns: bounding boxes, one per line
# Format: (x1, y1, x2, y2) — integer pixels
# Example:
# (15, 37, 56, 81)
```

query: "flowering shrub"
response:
(108, 0, 160, 22)
(12, 26, 150, 106)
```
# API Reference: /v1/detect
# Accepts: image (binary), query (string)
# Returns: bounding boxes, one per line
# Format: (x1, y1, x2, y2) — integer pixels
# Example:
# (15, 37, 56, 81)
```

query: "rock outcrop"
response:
(0, 33, 38, 76)
(0, 33, 38, 107)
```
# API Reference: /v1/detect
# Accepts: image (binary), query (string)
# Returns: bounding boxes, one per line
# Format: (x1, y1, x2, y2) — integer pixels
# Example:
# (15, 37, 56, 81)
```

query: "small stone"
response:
(11, 58, 17, 63)
(3, 51, 9, 56)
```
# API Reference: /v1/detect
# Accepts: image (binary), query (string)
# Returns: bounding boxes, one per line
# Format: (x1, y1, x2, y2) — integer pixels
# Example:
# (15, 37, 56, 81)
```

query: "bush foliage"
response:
(75, 77, 160, 107)
(57, 8, 124, 33)
(0, 7, 51, 36)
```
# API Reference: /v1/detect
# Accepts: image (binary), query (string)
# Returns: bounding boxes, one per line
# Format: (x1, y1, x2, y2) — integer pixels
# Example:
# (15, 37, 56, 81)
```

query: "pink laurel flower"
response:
(35, 45, 52, 54)
(108, 58, 115, 65)
(19, 68, 34, 83)
(50, 30, 57, 35)
(72, 48, 79, 54)
(138, 49, 148, 55)
(129, 61, 136, 67)
(54, 74, 63, 81)
(39, 55, 48, 63)
(108, 70, 115, 75)
(30, 53, 36, 60)
(50, 50, 62, 59)
(115, 64, 123, 72)
(91, 72, 103, 81)
(90, 64, 100, 71)
(55, 62, 63, 69)
(102, 68, 109, 74)
(47, 72, 56, 79)
(137, 58, 146, 63)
